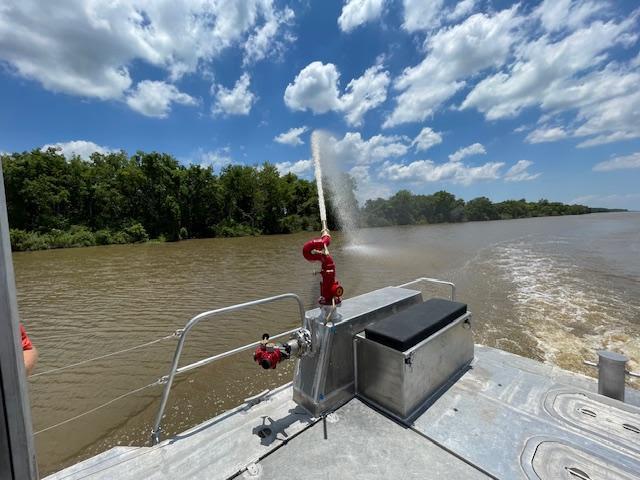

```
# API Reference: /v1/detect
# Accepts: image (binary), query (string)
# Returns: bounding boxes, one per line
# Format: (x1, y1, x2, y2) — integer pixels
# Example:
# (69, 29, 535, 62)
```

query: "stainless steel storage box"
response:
(355, 312, 473, 423)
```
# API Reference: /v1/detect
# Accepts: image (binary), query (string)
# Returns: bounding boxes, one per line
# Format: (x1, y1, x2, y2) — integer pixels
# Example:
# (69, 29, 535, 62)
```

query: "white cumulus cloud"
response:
(574, 82, 640, 147)
(504, 160, 541, 182)
(448, 143, 486, 162)
(332, 132, 410, 165)
(323, 129, 448, 168)
(126, 81, 197, 118)
(411, 127, 443, 152)
(338, 0, 385, 32)
(402, 0, 444, 32)
(284, 62, 342, 114)
(196, 148, 234, 171)
(0, 0, 293, 108)
(380, 158, 504, 186)
(274, 126, 308, 146)
(593, 152, 640, 172)
(385, 6, 523, 127)
(525, 126, 569, 144)
(340, 64, 390, 127)
(243, 7, 295, 66)
(284, 61, 390, 126)
(275, 159, 313, 176)
(212, 73, 257, 116)
(535, 0, 606, 33)
(462, 15, 636, 120)
(447, 0, 477, 22)
(41, 140, 114, 160)
(461, 10, 639, 146)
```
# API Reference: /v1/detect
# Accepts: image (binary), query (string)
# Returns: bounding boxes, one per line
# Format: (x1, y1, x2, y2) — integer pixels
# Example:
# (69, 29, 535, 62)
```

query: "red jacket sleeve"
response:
(20, 324, 33, 351)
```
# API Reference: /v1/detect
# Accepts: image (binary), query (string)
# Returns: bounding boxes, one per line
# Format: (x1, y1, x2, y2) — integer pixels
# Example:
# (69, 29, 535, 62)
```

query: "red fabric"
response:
(20, 324, 33, 351)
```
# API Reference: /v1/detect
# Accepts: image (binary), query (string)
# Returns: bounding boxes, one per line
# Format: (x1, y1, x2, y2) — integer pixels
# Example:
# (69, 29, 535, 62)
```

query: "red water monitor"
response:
(302, 233, 343, 306)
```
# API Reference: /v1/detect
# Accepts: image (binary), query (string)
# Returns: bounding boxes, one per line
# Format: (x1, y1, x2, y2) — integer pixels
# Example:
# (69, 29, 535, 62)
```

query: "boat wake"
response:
(486, 238, 640, 379)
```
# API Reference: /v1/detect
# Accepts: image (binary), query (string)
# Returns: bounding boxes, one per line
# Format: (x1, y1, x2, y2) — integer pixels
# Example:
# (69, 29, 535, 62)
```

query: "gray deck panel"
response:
(472, 345, 640, 407)
(249, 398, 490, 480)
(412, 345, 640, 479)
(45, 384, 314, 480)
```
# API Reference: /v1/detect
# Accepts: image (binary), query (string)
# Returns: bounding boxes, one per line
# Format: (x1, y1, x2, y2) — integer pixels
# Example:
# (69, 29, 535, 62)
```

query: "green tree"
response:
(465, 197, 499, 221)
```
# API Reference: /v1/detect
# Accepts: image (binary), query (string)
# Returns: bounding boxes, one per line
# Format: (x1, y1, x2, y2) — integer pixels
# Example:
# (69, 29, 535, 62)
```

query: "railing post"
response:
(149, 293, 306, 445)
(396, 277, 456, 301)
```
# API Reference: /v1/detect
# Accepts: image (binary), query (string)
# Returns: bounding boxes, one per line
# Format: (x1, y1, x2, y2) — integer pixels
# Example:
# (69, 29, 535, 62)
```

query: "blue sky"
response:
(1, 0, 639, 209)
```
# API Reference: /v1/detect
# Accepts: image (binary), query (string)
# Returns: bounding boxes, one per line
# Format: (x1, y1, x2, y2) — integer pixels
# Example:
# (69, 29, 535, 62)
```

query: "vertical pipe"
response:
(0, 160, 38, 479)
(597, 350, 628, 402)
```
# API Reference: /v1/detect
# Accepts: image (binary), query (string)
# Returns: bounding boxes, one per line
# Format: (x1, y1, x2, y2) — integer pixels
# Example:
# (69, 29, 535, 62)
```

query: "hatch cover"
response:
(544, 390, 640, 454)
(530, 441, 639, 480)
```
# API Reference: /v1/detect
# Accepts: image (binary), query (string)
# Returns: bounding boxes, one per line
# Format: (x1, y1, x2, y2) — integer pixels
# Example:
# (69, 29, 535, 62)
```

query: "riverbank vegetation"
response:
(360, 191, 607, 227)
(1, 149, 624, 251)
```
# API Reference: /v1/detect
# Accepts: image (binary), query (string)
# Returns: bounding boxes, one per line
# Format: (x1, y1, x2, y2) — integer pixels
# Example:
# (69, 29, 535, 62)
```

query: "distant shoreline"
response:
(10, 210, 629, 253)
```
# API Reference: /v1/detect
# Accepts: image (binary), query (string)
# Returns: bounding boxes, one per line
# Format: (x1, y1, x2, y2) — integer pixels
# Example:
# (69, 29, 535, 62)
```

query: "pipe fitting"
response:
(253, 329, 312, 370)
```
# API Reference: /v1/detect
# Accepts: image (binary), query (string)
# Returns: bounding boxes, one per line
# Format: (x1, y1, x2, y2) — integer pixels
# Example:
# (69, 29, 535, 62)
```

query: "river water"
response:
(13, 212, 640, 476)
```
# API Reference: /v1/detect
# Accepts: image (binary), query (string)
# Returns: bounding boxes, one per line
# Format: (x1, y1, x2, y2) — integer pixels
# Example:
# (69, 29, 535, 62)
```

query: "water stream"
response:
(311, 131, 328, 233)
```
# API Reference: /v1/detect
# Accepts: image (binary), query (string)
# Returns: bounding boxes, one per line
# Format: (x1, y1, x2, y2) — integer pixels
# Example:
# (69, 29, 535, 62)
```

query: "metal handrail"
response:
(396, 277, 456, 301)
(150, 293, 306, 445)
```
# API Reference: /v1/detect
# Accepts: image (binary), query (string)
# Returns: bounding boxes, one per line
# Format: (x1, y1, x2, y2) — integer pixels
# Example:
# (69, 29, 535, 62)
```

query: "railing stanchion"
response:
(150, 293, 305, 445)
(396, 277, 456, 301)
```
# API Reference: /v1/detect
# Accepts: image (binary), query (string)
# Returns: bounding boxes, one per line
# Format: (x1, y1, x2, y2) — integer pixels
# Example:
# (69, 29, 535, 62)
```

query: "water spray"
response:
(312, 131, 329, 236)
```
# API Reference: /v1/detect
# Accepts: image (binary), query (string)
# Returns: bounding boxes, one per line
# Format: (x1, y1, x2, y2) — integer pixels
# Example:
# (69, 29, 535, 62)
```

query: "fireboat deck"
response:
(47, 345, 640, 480)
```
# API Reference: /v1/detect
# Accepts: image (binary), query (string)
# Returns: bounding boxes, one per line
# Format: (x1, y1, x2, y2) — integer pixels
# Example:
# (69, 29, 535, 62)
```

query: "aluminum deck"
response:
(47, 346, 640, 480)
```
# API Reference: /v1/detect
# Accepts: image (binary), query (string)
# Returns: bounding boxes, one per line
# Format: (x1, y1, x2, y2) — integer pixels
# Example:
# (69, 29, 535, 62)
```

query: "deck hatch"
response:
(544, 390, 640, 455)
(529, 441, 639, 480)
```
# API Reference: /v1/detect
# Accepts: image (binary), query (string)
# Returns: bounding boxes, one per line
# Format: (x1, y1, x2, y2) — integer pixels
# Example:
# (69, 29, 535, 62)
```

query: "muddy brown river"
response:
(13, 212, 640, 476)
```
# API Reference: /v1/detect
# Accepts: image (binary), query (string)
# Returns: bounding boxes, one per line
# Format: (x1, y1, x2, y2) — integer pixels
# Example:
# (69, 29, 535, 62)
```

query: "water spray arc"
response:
(312, 131, 329, 235)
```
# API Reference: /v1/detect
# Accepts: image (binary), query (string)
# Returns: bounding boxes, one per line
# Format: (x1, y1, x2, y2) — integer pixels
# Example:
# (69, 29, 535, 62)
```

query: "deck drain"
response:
(622, 423, 640, 434)
(256, 427, 272, 439)
(565, 466, 591, 479)
(577, 407, 596, 418)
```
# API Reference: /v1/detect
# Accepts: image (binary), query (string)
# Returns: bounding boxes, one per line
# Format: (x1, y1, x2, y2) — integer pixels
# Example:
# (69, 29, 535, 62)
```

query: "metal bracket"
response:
(173, 329, 185, 338)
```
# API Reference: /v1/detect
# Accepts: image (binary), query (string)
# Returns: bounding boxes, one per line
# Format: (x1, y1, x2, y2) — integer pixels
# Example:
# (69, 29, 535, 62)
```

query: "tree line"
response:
(0, 149, 620, 251)
(359, 190, 618, 227)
